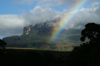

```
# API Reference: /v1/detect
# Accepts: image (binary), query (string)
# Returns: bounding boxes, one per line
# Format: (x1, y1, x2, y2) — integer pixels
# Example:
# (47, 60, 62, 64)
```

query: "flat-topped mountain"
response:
(3, 22, 81, 51)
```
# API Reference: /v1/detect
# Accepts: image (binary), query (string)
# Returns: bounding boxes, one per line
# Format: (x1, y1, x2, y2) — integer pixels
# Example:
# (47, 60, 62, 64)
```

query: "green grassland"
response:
(0, 48, 71, 66)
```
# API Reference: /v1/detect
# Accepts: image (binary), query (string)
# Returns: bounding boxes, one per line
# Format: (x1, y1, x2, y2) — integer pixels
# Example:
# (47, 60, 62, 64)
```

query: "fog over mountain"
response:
(0, 2, 100, 37)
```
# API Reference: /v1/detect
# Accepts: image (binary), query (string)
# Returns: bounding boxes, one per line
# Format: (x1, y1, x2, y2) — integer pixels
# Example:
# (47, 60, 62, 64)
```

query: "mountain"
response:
(3, 22, 82, 51)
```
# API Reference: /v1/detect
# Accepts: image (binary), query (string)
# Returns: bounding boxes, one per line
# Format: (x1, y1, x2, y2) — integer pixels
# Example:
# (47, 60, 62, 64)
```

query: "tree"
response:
(65, 23, 100, 66)
(80, 23, 100, 49)
(81, 23, 100, 42)
(0, 39, 7, 54)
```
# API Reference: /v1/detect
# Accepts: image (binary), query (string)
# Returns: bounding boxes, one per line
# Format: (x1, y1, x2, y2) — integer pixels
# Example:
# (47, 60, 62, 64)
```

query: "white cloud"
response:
(68, 3, 100, 29)
(0, 15, 24, 28)
(22, 4, 100, 30)
(12, 0, 92, 7)
(37, 0, 84, 7)
(22, 6, 62, 26)
(0, 15, 24, 37)
(12, 0, 74, 6)
(0, 6, 62, 37)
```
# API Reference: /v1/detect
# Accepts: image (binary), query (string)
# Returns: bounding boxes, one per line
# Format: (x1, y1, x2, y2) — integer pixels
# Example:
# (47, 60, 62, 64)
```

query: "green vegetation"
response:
(0, 49, 70, 66)
(3, 25, 81, 50)
(0, 39, 6, 54)
(65, 23, 100, 66)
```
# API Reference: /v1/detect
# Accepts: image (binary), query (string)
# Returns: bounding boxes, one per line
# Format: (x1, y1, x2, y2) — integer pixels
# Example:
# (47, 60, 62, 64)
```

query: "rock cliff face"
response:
(24, 27, 31, 35)
(23, 23, 54, 35)
(23, 19, 58, 35)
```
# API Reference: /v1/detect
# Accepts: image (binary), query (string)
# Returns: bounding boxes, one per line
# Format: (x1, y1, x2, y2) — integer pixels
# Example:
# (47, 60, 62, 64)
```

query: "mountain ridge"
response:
(3, 22, 82, 51)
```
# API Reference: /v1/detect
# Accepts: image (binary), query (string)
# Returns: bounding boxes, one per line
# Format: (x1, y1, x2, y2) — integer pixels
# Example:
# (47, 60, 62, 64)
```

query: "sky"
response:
(0, 0, 100, 39)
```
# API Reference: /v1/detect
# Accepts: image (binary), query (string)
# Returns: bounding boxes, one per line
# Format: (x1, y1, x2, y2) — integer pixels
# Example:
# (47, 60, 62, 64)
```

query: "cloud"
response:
(0, 6, 62, 37)
(68, 2, 100, 29)
(22, 4, 100, 29)
(0, 15, 24, 37)
(12, 0, 91, 7)
(22, 6, 62, 26)
(13, 0, 99, 7)
(12, 0, 75, 6)
(37, 0, 87, 8)
(37, 0, 68, 7)
(1, 2, 100, 38)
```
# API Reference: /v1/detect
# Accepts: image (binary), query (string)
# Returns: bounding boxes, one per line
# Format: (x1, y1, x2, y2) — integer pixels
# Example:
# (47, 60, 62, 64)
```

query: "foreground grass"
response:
(6, 47, 72, 51)
(0, 48, 71, 66)
(6, 47, 38, 50)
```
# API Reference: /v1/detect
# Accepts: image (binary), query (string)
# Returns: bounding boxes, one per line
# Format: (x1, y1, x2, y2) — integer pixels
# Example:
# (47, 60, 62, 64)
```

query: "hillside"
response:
(3, 22, 82, 50)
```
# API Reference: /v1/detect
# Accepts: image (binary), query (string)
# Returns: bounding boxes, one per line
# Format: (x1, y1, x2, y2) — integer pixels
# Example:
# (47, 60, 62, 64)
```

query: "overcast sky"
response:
(0, 0, 100, 38)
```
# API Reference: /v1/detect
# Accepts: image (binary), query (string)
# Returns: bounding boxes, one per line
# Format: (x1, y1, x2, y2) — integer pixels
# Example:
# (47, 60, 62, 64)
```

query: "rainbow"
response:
(51, 0, 89, 43)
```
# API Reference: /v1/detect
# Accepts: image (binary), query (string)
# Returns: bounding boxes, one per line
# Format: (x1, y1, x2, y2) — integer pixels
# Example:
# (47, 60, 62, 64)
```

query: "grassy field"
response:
(0, 48, 71, 66)
(6, 47, 39, 50)
(6, 47, 73, 51)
